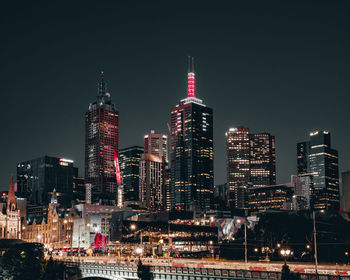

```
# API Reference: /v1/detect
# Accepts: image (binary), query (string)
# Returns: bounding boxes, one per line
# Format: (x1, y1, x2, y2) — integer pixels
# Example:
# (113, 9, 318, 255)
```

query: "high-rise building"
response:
(17, 156, 77, 207)
(342, 171, 350, 212)
(248, 184, 294, 214)
(162, 167, 171, 211)
(139, 153, 163, 211)
(144, 130, 168, 163)
(170, 58, 214, 213)
(291, 175, 310, 209)
(73, 176, 85, 204)
(297, 131, 339, 211)
(249, 133, 276, 187)
(226, 127, 276, 209)
(85, 72, 119, 205)
(119, 146, 143, 202)
(226, 127, 250, 209)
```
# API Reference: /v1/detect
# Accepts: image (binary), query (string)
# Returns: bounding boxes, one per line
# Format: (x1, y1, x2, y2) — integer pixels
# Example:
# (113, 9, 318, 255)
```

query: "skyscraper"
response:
(226, 127, 250, 209)
(144, 130, 168, 163)
(17, 156, 77, 207)
(226, 127, 276, 209)
(139, 153, 163, 211)
(170, 58, 214, 213)
(85, 72, 119, 205)
(297, 131, 339, 211)
(119, 146, 143, 202)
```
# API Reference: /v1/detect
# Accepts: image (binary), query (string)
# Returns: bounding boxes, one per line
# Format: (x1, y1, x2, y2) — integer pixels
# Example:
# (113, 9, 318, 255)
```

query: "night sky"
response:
(1, 0, 350, 190)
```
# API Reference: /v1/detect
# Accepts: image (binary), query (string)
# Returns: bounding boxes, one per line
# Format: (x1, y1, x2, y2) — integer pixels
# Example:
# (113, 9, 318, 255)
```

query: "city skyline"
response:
(1, 1, 350, 190)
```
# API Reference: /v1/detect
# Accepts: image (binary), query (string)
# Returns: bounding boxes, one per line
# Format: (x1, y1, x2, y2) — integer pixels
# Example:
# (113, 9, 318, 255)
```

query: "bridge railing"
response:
(63, 260, 350, 280)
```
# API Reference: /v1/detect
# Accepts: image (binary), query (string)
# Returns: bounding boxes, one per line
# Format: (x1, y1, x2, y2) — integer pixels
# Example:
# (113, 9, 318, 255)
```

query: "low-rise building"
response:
(22, 189, 78, 249)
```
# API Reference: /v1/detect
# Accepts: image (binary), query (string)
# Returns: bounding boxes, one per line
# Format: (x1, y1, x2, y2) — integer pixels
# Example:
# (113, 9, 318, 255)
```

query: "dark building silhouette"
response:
(342, 171, 350, 212)
(17, 156, 77, 207)
(297, 130, 339, 211)
(226, 127, 276, 209)
(85, 72, 119, 205)
(119, 146, 143, 202)
(170, 58, 214, 213)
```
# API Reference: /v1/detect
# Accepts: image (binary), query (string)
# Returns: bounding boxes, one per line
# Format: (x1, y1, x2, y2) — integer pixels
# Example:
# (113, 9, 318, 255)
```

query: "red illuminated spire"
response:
(187, 56, 195, 98)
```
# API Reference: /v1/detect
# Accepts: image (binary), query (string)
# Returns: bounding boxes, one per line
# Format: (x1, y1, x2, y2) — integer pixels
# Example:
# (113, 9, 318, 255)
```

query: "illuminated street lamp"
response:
(280, 248, 292, 264)
(130, 224, 137, 231)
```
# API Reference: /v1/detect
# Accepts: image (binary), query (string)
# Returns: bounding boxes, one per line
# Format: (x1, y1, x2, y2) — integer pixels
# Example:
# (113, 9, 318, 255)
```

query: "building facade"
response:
(119, 146, 143, 202)
(139, 154, 163, 211)
(248, 184, 293, 214)
(22, 190, 78, 248)
(297, 131, 339, 211)
(170, 58, 214, 213)
(85, 72, 119, 205)
(226, 127, 276, 210)
(226, 127, 250, 209)
(17, 156, 77, 207)
(144, 130, 168, 163)
(0, 176, 21, 239)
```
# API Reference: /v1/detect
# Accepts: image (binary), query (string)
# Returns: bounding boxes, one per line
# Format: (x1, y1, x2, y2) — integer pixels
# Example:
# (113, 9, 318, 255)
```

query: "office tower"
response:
(248, 184, 293, 214)
(170, 58, 214, 213)
(249, 133, 276, 187)
(144, 130, 168, 163)
(291, 175, 310, 209)
(342, 171, 350, 212)
(85, 72, 119, 205)
(73, 176, 85, 204)
(297, 131, 339, 211)
(226, 127, 250, 209)
(226, 127, 276, 209)
(17, 156, 76, 207)
(162, 167, 171, 211)
(119, 146, 143, 202)
(139, 154, 163, 211)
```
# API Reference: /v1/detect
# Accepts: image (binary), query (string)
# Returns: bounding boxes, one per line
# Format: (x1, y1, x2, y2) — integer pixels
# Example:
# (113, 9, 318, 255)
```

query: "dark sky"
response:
(1, 0, 350, 190)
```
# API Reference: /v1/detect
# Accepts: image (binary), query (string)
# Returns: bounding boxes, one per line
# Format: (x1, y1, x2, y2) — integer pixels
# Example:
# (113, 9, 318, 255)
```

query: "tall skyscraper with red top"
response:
(85, 72, 119, 205)
(170, 58, 214, 213)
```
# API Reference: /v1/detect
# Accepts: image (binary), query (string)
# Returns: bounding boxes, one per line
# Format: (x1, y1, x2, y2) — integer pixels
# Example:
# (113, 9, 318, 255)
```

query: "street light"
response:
(280, 248, 292, 264)
(130, 224, 137, 231)
(280, 248, 292, 280)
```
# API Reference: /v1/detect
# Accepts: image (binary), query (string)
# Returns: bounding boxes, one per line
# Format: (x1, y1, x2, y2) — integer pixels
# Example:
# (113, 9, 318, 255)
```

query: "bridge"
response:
(62, 257, 350, 280)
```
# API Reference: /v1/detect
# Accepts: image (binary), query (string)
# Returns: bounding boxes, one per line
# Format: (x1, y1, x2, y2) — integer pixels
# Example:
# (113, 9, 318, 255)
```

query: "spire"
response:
(187, 56, 195, 98)
(51, 188, 58, 204)
(7, 175, 16, 211)
(98, 71, 106, 97)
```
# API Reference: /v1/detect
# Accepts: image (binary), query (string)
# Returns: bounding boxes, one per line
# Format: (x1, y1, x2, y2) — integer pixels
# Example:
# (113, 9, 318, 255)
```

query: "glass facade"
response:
(226, 127, 276, 210)
(17, 156, 76, 207)
(119, 146, 143, 202)
(85, 72, 119, 205)
(297, 131, 339, 210)
(170, 75, 214, 213)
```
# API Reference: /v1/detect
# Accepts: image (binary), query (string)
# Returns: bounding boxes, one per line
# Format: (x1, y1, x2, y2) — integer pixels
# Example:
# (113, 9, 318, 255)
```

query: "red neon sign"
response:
(114, 148, 122, 186)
